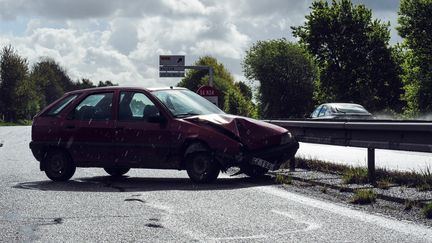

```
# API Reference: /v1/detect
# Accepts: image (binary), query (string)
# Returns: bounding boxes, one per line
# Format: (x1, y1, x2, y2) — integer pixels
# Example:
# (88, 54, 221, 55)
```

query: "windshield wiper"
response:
(174, 112, 200, 118)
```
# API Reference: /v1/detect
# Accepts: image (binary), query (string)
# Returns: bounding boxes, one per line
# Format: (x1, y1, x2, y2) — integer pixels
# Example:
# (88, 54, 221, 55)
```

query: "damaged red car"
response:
(30, 87, 299, 183)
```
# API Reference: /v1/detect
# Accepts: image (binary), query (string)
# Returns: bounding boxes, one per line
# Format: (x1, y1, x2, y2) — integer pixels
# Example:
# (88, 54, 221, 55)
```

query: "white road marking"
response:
(258, 185, 432, 240)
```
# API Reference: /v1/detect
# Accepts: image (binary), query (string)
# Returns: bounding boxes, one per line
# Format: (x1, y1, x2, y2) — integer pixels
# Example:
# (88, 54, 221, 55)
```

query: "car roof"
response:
(323, 103, 364, 107)
(65, 86, 187, 95)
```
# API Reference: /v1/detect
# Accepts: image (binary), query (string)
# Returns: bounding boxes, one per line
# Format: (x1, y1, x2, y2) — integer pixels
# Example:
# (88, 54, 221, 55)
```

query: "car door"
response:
(61, 91, 116, 167)
(114, 91, 173, 168)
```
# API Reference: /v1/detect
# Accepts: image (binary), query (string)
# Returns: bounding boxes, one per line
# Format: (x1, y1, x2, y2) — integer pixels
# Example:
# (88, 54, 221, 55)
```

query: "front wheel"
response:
(43, 150, 76, 182)
(104, 167, 130, 177)
(186, 152, 220, 183)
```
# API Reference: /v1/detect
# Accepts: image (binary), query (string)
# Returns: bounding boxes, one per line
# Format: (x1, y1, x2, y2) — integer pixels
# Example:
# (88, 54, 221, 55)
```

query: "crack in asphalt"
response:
(145, 223, 164, 228)
(124, 198, 146, 203)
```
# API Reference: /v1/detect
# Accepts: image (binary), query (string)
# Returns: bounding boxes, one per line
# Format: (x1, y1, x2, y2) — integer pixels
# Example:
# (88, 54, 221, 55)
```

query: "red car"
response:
(29, 87, 299, 183)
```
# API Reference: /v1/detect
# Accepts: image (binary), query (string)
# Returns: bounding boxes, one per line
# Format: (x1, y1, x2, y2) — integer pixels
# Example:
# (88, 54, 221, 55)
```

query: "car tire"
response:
(243, 165, 269, 178)
(186, 152, 220, 183)
(44, 150, 76, 182)
(103, 167, 130, 177)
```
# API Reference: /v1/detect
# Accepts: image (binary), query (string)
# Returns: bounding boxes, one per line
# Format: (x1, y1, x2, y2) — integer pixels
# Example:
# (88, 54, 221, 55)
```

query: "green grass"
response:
(351, 189, 377, 204)
(0, 120, 32, 126)
(296, 157, 432, 190)
(275, 174, 292, 185)
(342, 167, 369, 184)
(376, 178, 392, 190)
(422, 203, 432, 219)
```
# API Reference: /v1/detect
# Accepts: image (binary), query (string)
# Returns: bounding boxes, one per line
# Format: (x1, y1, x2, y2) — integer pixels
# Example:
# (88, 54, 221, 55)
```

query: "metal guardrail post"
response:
(367, 148, 376, 185)
(289, 157, 296, 172)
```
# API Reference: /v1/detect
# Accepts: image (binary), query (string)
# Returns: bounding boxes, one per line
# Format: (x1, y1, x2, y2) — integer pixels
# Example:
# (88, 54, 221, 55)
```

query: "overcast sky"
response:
(0, 0, 401, 87)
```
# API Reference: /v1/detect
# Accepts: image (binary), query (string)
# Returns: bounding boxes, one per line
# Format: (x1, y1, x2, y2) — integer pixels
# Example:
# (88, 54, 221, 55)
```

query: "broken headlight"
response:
(280, 132, 294, 144)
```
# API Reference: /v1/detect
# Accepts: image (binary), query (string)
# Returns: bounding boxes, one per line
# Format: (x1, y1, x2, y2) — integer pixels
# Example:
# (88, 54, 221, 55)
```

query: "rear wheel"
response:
(43, 150, 76, 182)
(243, 164, 269, 178)
(103, 167, 130, 177)
(186, 152, 220, 183)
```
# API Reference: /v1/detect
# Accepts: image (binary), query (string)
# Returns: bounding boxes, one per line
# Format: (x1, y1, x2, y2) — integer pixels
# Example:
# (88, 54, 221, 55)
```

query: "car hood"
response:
(184, 114, 288, 150)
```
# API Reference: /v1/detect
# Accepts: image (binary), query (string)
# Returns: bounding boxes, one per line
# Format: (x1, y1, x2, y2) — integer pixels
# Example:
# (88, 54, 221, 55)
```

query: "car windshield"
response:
(333, 104, 369, 114)
(152, 89, 225, 117)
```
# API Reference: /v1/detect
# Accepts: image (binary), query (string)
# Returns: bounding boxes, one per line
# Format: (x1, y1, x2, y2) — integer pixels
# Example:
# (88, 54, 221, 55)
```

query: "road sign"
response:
(159, 72, 185, 77)
(197, 85, 219, 107)
(159, 55, 185, 66)
(159, 55, 185, 78)
(159, 66, 185, 71)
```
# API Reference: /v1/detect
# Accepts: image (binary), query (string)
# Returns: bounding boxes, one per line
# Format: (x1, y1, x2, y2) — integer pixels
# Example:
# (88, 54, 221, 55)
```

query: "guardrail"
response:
(267, 119, 432, 184)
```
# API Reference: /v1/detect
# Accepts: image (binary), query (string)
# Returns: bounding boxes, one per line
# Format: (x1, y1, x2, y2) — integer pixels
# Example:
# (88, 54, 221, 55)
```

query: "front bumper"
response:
(243, 141, 299, 170)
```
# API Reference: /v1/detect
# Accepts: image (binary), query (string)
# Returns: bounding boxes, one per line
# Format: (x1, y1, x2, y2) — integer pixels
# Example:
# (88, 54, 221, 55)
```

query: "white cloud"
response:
(0, 0, 402, 88)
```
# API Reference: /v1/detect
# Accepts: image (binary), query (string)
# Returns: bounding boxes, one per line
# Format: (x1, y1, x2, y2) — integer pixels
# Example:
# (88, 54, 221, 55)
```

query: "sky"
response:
(0, 0, 401, 87)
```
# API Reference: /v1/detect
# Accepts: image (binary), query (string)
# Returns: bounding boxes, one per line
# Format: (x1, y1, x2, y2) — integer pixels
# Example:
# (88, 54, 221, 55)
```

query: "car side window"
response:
(73, 92, 113, 120)
(311, 105, 322, 118)
(318, 105, 328, 117)
(119, 92, 160, 121)
(46, 94, 78, 116)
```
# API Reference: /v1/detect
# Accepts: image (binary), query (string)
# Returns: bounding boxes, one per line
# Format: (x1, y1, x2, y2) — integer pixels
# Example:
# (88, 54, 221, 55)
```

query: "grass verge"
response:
(351, 189, 377, 204)
(0, 120, 32, 126)
(296, 157, 432, 190)
(422, 203, 432, 219)
(275, 174, 292, 185)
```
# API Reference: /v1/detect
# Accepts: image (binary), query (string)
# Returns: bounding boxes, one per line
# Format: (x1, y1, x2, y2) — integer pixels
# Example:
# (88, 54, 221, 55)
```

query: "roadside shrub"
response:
(351, 189, 377, 204)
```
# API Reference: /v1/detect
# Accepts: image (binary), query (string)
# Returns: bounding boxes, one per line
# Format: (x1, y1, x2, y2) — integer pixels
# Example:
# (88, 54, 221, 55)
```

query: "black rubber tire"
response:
(44, 150, 76, 182)
(243, 165, 269, 178)
(186, 152, 220, 183)
(103, 167, 130, 177)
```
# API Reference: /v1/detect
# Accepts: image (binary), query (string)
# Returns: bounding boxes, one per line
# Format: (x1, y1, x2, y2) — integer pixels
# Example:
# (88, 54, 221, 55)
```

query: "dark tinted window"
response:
(46, 94, 78, 116)
(73, 92, 113, 120)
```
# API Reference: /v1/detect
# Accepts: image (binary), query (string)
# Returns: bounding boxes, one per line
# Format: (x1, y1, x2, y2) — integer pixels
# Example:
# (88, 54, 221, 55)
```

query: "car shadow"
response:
(14, 175, 276, 193)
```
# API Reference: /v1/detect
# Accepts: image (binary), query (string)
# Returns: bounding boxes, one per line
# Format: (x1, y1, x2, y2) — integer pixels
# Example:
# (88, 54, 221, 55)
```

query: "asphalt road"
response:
(1, 126, 432, 242)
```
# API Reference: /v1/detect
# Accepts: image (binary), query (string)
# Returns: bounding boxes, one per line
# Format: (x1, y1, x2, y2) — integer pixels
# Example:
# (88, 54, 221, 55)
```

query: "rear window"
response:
(46, 94, 78, 116)
(334, 104, 368, 114)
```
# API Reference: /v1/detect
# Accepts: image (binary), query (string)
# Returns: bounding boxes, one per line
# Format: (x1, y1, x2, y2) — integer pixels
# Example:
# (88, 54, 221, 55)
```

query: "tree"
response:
(397, 0, 432, 115)
(98, 80, 117, 87)
(235, 81, 253, 100)
(292, 0, 403, 112)
(243, 39, 316, 118)
(178, 56, 257, 118)
(30, 58, 78, 108)
(0, 45, 37, 121)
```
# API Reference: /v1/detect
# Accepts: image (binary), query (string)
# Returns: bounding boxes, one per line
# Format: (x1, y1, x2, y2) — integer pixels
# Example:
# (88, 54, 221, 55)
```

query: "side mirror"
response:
(147, 115, 167, 123)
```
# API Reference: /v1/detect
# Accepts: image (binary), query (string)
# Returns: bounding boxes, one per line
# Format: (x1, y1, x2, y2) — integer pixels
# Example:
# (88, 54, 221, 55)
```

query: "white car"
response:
(310, 103, 373, 120)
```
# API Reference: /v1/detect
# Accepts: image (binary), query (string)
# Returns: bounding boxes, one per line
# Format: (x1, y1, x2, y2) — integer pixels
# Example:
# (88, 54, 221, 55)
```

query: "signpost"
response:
(159, 55, 185, 77)
(197, 85, 219, 107)
(159, 55, 214, 86)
